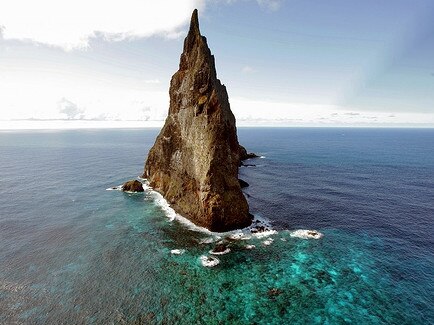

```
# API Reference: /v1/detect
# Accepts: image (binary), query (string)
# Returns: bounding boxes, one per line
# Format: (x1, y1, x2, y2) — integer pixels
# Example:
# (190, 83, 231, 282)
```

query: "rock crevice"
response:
(144, 9, 253, 232)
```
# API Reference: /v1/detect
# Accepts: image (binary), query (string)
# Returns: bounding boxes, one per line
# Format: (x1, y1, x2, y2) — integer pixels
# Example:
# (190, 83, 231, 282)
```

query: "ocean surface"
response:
(0, 127, 433, 324)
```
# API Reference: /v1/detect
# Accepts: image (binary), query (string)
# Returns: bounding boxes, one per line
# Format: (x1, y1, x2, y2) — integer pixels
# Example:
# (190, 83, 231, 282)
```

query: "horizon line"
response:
(1, 120, 434, 131)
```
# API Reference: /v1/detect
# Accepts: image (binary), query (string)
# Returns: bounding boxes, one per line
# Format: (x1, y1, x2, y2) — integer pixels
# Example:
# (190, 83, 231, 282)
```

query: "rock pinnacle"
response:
(143, 9, 253, 232)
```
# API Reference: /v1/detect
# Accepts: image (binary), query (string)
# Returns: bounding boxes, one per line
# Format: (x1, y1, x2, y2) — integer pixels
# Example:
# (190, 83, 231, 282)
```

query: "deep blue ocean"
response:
(0, 128, 433, 324)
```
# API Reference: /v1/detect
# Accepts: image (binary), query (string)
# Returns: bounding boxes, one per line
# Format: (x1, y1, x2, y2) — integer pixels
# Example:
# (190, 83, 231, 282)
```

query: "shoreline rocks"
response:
(122, 180, 144, 192)
(239, 145, 259, 161)
(239, 179, 249, 188)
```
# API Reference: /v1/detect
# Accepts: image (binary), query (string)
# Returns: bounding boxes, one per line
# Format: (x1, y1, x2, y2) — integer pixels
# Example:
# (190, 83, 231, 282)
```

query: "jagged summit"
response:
(143, 9, 253, 232)
(187, 9, 200, 38)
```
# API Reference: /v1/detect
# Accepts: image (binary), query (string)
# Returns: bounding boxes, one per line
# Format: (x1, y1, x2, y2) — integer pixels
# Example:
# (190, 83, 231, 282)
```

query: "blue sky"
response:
(1, 0, 433, 127)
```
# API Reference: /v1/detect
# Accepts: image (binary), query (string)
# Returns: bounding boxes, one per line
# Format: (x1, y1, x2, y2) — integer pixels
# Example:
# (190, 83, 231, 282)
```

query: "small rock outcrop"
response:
(122, 180, 144, 192)
(143, 9, 253, 232)
(239, 146, 259, 162)
(239, 179, 249, 188)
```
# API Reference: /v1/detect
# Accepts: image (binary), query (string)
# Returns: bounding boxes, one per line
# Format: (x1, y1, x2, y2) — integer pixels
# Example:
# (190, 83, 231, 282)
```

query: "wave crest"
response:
(200, 255, 220, 267)
(289, 229, 323, 240)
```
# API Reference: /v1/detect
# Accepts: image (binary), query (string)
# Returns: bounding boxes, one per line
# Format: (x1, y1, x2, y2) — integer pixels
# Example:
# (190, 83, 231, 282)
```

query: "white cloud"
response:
(256, 0, 282, 11)
(230, 97, 434, 127)
(241, 65, 255, 73)
(0, 0, 205, 50)
(0, 67, 168, 121)
(58, 98, 85, 120)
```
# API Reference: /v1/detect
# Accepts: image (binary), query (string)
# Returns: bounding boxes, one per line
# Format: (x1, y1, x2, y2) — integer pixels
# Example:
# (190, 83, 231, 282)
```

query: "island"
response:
(143, 9, 255, 232)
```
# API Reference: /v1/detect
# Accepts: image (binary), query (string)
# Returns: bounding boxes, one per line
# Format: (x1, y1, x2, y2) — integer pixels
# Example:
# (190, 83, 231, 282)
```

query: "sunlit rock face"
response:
(143, 9, 252, 232)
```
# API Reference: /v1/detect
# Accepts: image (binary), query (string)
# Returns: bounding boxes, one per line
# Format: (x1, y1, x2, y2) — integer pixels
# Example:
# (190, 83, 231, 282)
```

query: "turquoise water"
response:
(0, 128, 433, 324)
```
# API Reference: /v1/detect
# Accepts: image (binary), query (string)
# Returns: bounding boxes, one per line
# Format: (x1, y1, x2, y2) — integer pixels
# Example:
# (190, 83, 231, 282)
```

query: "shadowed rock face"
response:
(122, 180, 144, 192)
(143, 9, 252, 232)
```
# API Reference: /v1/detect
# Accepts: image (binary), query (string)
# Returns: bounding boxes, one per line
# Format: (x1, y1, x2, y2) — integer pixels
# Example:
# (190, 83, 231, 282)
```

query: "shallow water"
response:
(0, 128, 433, 324)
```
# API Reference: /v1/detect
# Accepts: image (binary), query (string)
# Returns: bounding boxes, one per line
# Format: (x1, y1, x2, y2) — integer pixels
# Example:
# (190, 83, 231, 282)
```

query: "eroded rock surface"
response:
(143, 9, 252, 232)
(122, 180, 144, 192)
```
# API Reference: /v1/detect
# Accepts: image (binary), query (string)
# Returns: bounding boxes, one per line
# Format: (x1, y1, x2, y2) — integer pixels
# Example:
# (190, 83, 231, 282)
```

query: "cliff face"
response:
(143, 9, 252, 232)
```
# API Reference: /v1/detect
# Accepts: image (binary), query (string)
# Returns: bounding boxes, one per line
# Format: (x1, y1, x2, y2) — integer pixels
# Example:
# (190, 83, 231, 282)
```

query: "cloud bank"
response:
(58, 98, 85, 120)
(0, 0, 205, 50)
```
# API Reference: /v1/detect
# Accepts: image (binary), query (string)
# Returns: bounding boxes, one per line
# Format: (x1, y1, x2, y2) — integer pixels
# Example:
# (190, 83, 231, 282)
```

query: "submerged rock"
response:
(250, 219, 273, 234)
(268, 288, 283, 297)
(143, 10, 253, 232)
(209, 243, 231, 255)
(122, 180, 144, 192)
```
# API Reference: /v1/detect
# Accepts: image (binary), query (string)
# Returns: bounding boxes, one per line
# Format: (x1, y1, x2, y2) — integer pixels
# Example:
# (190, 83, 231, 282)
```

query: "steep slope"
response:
(143, 9, 252, 232)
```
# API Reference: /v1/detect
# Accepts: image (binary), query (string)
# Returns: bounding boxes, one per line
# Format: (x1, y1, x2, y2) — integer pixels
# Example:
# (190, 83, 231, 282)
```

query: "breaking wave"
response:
(140, 179, 279, 239)
(199, 255, 220, 267)
(106, 185, 122, 191)
(141, 181, 212, 234)
(289, 229, 323, 240)
(170, 249, 185, 255)
(209, 248, 231, 255)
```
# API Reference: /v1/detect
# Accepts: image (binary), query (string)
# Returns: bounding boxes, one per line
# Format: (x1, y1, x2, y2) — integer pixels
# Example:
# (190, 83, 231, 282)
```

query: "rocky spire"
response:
(186, 9, 200, 42)
(143, 9, 252, 232)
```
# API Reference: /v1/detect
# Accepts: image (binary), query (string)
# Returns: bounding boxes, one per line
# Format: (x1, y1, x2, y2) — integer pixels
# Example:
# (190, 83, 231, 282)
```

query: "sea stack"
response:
(143, 9, 253, 232)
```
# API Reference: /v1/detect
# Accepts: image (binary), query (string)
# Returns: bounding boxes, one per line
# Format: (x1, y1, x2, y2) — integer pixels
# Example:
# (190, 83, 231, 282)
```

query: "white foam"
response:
(245, 244, 256, 250)
(154, 196, 177, 222)
(143, 181, 212, 234)
(262, 238, 274, 246)
(209, 248, 231, 255)
(106, 185, 122, 191)
(199, 255, 220, 267)
(142, 181, 279, 238)
(227, 232, 251, 240)
(252, 229, 278, 239)
(248, 215, 276, 235)
(199, 236, 221, 244)
(289, 229, 323, 240)
(170, 249, 185, 255)
(228, 232, 243, 240)
(106, 180, 145, 193)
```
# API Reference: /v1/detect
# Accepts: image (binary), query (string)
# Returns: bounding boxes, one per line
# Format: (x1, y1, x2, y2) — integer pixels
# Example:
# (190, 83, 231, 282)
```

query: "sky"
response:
(1, 0, 434, 128)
